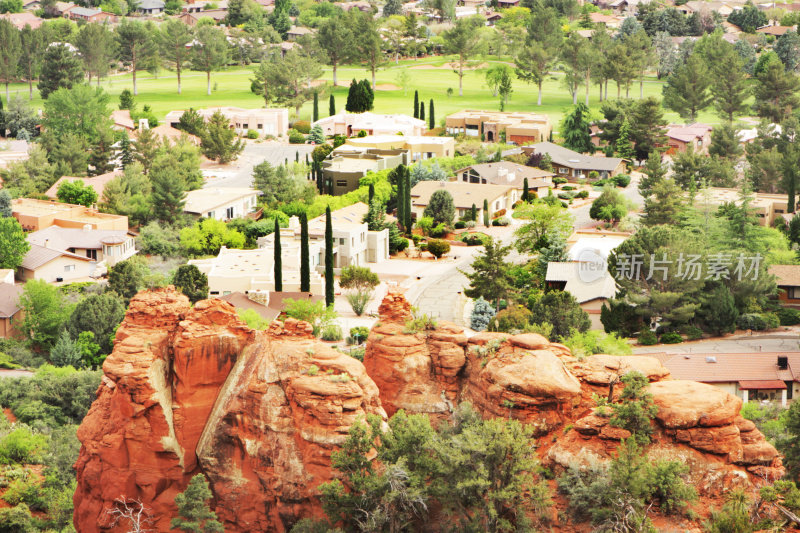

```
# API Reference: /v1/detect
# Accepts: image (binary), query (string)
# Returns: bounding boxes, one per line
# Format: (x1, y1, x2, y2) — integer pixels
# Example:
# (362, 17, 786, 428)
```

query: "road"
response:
(202, 141, 315, 189)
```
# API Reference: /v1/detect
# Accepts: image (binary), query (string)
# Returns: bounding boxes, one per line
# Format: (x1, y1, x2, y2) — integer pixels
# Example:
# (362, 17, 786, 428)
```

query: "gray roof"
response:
(0, 283, 23, 319)
(27, 226, 130, 252)
(525, 141, 624, 172)
(21, 244, 91, 271)
(136, 0, 165, 9)
(545, 261, 617, 303)
(457, 161, 554, 189)
(69, 6, 101, 15)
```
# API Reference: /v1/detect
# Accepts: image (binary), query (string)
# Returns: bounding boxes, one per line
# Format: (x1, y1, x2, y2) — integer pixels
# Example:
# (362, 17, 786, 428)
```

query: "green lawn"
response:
(6, 55, 726, 128)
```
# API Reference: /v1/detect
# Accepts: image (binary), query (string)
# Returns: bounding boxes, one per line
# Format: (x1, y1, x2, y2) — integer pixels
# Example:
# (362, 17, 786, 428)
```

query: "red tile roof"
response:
(738, 380, 786, 390)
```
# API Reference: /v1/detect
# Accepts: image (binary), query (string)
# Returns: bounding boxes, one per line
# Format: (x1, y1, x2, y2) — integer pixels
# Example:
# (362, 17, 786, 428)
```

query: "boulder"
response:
(649, 380, 741, 429)
(568, 354, 671, 385)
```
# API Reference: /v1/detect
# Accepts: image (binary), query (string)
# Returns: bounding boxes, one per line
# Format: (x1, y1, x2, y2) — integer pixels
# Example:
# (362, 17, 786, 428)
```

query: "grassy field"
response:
(6, 55, 726, 129)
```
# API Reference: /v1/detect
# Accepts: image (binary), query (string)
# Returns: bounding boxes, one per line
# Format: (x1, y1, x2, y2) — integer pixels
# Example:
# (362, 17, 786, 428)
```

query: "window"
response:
(86, 249, 97, 260)
(257, 123, 263, 129)
(226, 206, 235, 219)
(558, 167, 568, 174)
(208, 210, 215, 219)
(789, 287, 800, 299)
(243, 123, 248, 129)
(339, 238, 345, 245)
(336, 179, 347, 187)
(64, 265, 75, 272)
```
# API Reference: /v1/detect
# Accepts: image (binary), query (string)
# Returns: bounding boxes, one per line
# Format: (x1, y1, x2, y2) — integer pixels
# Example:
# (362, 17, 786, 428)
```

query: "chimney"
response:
(507, 172, 515, 182)
(778, 356, 789, 370)
(139, 118, 149, 131)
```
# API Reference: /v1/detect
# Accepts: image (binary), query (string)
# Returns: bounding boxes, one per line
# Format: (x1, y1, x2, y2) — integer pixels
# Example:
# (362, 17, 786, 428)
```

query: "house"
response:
(44, 171, 123, 203)
(136, 0, 165, 14)
(659, 352, 800, 406)
(497, 0, 519, 7)
(445, 110, 551, 144)
(0, 12, 43, 29)
(453, 162, 554, 198)
(410, 181, 517, 221)
(665, 123, 713, 155)
(164, 106, 289, 137)
(132, 123, 201, 145)
(589, 12, 622, 27)
(178, 11, 200, 23)
(19, 244, 96, 283)
(322, 148, 409, 195)
(0, 140, 30, 170)
(700, 188, 791, 227)
(768, 265, 800, 308)
(545, 262, 617, 330)
(286, 26, 313, 40)
(11, 198, 128, 232)
(756, 24, 794, 36)
(521, 142, 626, 181)
(313, 112, 427, 138)
(341, 135, 454, 161)
(194, 8, 228, 21)
(0, 270, 23, 339)
(52, 1, 76, 15)
(338, 0, 371, 11)
(567, 231, 630, 261)
(308, 202, 389, 266)
(111, 110, 136, 131)
(27, 226, 136, 269)
(183, 188, 261, 221)
(484, 11, 503, 25)
(217, 291, 324, 322)
(66, 6, 116, 22)
(679, 0, 736, 16)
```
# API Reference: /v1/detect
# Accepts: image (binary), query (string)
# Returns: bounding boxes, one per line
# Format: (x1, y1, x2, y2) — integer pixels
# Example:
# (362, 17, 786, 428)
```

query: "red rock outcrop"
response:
(74, 288, 386, 533)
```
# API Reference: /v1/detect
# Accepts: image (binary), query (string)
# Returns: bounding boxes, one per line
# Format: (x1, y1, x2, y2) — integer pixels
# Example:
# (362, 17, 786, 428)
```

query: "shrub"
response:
(684, 326, 704, 340)
(557, 192, 575, 200)
(660, 332, 683, 344)
(348, 327, 369, 344)
(321, 324, 343, 341)
(491, 216, 510, 226)
(649, 460, 697, 515)
(490, 305, 532, 333)
(613, 174, 631, 187)
(553, 177, 567, 186)
(561, 329, 632, 359)
(403, 311, 437, 333)
(430, 223, 447, 238)
(0, 353, 19, 370)
(288, 129, 305, 144)
(293, 120, 311, 134)
(284, 299, 337, 336)
(763, 312, 780, 330)
(638, 328, 657, 345)
(576, 190, 589, 199)
(454, 221, 466, 229)
(246, 129, 259, 139)
(0, 427, 47, 465)
(608, 372, 658, 445)
(562, 185, 575, 191)
(778, 308, 800, 326)
(470, 297, 496, 332)
(461, 233, 486, 246)
(493, 208, 506, 217)
(426, 239, 450, 259)
(737, 313, 768, 331)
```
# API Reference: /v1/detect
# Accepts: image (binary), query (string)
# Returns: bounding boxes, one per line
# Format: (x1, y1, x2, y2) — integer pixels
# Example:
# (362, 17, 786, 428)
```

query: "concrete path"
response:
(0, 369, 34, 378)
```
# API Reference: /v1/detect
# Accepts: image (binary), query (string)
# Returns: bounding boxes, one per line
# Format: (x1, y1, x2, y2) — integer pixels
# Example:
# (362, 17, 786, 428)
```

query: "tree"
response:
(483, 198, 490, 227)
(329, 94, 335, 116)
(711, 52, 750, 121)
(351, 10, 385, 89)
(18, 279, 73, 352)
(115, 19, 156, 96)
(403, 173, 412, 233)
(253, 161, 314, 206)
(180, 218, 245, 256)
(308, 124, 325, 145)
(590, 185, 629, 224)
(516, 7, 562, 105)
(108, 258, 148, 303)
(300, 212, 310, 293)
(65, 292, 126, 354)
(419, 101, 425, 122)
(159, 19, 193, 94)
(17, 25, 43, 101)
(0, 216, 29, 270)
(662, 54, 712, 123)
(384, 0, 402, 16)
(529, 290, 591, 340)
(608, 372, 658, 445)
(629, 97, 668, 160)
(463, 238, 513, 311)
(190, 25, 228, 96)
(201, 110, 244, 163)
(753, 61, 800, 123)
(561, 103, 593, 153)
(312, 91, 319, 123)
(470, 297, 496, 331)
(41, 84, 111, 148)
(324, 206, 334, 307)
(37, 43, 83, 100)
(442, 17, 485, 96)
(513, 202, 574, 254)
(0, 19, 20, 103)
(783, 400, 800, 479)
(316, 18, 352, 87)
(273, 218, 282, 292)
(173, 265, 208, 304)
(150, 154, 186, 224)
(75, 23, 115, 86)
(171, 474, 224, 533)
(429, 99, 435, 130)
(51, 330, 82, 368)
(728, 1, 767, 33)
(639, 153, 667, 197)
(413, 90, 419, 118)
(641, 178, 684, 226)
(0, 189, 11, 217)
(57, 180, 97, 207)
(423, 189, 455, 226)
(339, 265, 379, 315)
(250, 49, 322, 113)
(709, 122, 743, 160)
(776, 29, 800, 72)
(345, 78, 374, 113)
(698, 284, 738, 336)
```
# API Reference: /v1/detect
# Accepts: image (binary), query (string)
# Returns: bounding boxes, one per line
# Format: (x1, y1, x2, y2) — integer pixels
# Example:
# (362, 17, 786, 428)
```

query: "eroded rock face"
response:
(74, 288, 386, 533)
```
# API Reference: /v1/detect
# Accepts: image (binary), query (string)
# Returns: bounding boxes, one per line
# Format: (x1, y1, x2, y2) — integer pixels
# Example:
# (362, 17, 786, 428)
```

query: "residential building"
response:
(136, 0, 165, 13)
(286, 25, 313, 40)
(322, 148, 409, 196)
(521, 142, 626, 180)
(567, 232, 630, 261)
(45, 171, 122, 203)
(313, 112, 427, 137)
(27, 226, 136, 267)
(545, 262, 617, 330)
(66, 6, 116, 22)
(445, 110, 551, 144)
(410, 181, 517, 221)
(589, 11, 622, 26)
(658, 352, 800, 406)
(164, 106, 289, 137)
(454, 161, 554, 197)
(0, 140, 31, 170)
(343, 135, 455, 160)
(111, 110, 136, 131)
(306, 202, 390, 267)
(19, 244, 96, 283)
(218, 291, 323, 322)
(133, 123, 201, 145)
(756, 24, 794, 36)
(53, 1, 75, 15)
(768, 265, 800, 308)
(11, 198, 128, 232)
(183, 188, 261, 221)
(700, 188, 790, 226)
(0, 11, 43, 29)
(665, 123, 713, 155)
(497, 0, 519, 7)
(0, 270, 23, 339)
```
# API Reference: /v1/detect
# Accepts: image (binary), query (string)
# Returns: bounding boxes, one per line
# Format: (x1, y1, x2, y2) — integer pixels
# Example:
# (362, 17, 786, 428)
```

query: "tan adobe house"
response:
(183, 188, 261, 221)
(322, 148, 409, 196)
(343, 135, 455, 161)
(27, 226, 136, 266)
(313, 112, 427, 137)
(445, 110, 551, 144)
(545, 262, 617, 330)
(768, 265, 800, 308)
(12, 198, 128, 232)
(454, 161, 554, 198)
(165, 107, 289, 137)
(410, 181, 517, 221)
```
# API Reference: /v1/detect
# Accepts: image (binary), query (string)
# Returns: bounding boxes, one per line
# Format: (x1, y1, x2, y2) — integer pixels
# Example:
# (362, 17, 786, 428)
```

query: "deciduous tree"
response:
(75, 23, 116, 85)
(115, 19, 156, 96)
(57, 180, 97, 207)
(442, 16, 485, 96)
(0, 216, 28, 270)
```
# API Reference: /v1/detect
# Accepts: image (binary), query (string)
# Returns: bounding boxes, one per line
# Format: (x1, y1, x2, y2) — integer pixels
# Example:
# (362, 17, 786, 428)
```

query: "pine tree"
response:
(396, 170, 405, 232)
(300, 212, 310, 293)
(274, 218, 282, 292)
(483, 198, 490, 227)
(0, 96, 5, 137)
(413, 90, 419, 118)
(0, 189, 11, 218)
(119, 132, 134, 169)
(329, 94, 335, 116)
(404, 173, 412, 233)
(313, 91, 319, 123)
(368, 183, 375, 204)
(470, 203, 477, 222)
(522, 178, 529, 202)
(171, 474, 224, 533)
(615, 118, 635, 160)
(419, 101, 425, 122)
(325, 206, 334, 307)
(316, 164, 325, 194)
(429, 99, 435, 130)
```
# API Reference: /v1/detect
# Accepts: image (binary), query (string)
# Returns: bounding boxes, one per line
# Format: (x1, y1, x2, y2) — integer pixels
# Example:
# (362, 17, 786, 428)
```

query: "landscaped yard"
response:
(5, 55, 732, 128)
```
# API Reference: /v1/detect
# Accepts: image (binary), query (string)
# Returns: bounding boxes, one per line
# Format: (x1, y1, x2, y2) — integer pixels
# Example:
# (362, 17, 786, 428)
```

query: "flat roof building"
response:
(164, 106, 289, 137)
(445, 110, 552, 144)
(699, 187, 790, 226)
(11, 198, 128, 232)
(410, 181, 517, 221)
(313, 112, 427, 138)
(183, 188, 261, 221)
(342, 135, 455, 161)
(322, 148, 408, 196)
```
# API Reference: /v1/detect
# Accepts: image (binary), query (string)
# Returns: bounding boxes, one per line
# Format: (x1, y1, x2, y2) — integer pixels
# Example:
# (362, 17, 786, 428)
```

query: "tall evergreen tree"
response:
(419, 101, 425, 122)
(413, 90, 419, 118)
(662, 54, 712, 123)
(313, 91, 319, 122)
(471, 203, 477, 221)
(300, 212, 310, 293)
(325, 206, 334, 307)
(561, 103, 593, 153)
(483, 198, 490, 227)
(368, 183, 375, 204)
(329, 94, 335, 116)
(522, 178, 529, 202)
(615, 118, 635, 160)
(0, 19, 21, 103)
(274, 218, 282, 292)
(404, 173, 412, 233)
(429, 99, 435, 130)
(396, 169, 406, 232)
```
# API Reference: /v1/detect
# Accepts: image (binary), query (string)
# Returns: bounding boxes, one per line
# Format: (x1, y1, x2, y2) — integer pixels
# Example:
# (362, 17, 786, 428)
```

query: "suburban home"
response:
(133, 123, 201, 145)
(66, 6, 116, 22)
(484, 11, 503, 25)
(305, 203, 390, 267)
(338, 0, 371, 11)
(19, 244, 96, 283)
(322, 148, 409, 195)
(343, 135, 455, 160)
(664, 123, 713, 155)
(178, 11, 200, 23)
(217, 291, 324, 322)
(445, 110, 551, 144)
(286, 25, 313, 40)
(545, 262, 617, 330)
(0, 11, 43, 29)
(136, 0, 165, 14)
(313, 112, 427, 137)
(658, 352, 800, 406)
(521, 142, 626, 181)
(27, 226, 137, 267)
(678, 0, 737, 15)
(12, 198, 129, 232)
(497, 0, 519, 7)
(183, 188, 261, 221)
(454, 161, 554, 198)
(589, 12, 623, 26)
(700, 188, 790, 227)
(111, 110, 136, 131)
(410, 181, 517, 221)
(164, 106, 289, 137)
(756, 25, 794, 36)
(0, 270, 23, 339)
(768, 265, 800, 308)
(0, 140, 31, 170)
(53, 1, 76, 14)
(567, 232, 630, 261)
(45, 171, 122, 203)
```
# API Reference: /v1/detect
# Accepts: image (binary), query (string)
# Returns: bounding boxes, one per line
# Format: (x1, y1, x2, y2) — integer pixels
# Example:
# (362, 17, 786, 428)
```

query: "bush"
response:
(613, 174, 631, 187)
(576, 190, 589, 199)
(246, 129, 259, 139)
(493, 208, 506, 217)
(557, 192, 575, 200)
(348, 327, 369, 344)
(461, 233, 486, 246)
(561, 329, 632, 359)
(490, 305, 532, 333)
(321, 324, 343, 341)
(562, 185, 575, 191)
(778, 307, 800, 326)
(430, 223, 447, 238)
(491, 216, 510, 226)
(426, 239, 450, 258)
(737, 313, 768, 331)
(288, 129, 306, 144)
(684, 326, 704, 341)
(470, 297, 495, 332)
(0, 427, 47, 465)
(293, 120, 311, 134)
(638, 328, 658, 345)
(660, 332, 683, 344)
(454, 221, 466, 229)
(553, 177, 567, 186)
(763, 312, 780, 330)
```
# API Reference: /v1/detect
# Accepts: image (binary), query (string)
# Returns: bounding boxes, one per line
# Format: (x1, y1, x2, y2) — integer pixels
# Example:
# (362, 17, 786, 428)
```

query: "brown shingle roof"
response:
(768, 264, 800, 287)
(660, 352, 800, 383)
(410, 181, 513, 210)
(21, 244, 92, 271)
(0, 283, 23, 319)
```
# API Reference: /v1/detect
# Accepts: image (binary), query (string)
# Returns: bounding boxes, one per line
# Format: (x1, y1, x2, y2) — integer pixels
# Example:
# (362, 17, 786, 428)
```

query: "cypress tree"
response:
(368, 183, 375, 205)
(329, 94, 335, 116)
(396, 170, 405, 232)
(305, 153, 309, 165)
(295, 151, 299, 163)
(522, 178, 529, 202)
(483, 198, 490, 227)
(470, 203, 477, 221)
(429, 99, 435, 130)
(316, 164, 325, 194)
(413, 90, 419, 119)
(404, 172, 412, 233)
(325, 206, 334, 307)
(313, 92, 319, 122)
(273, 218, 282, 292)
(345, 79, 358, 112)
(0, 96, 4, 137)
(419, 102, 425, 122)
(300, 211, 310, 293)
